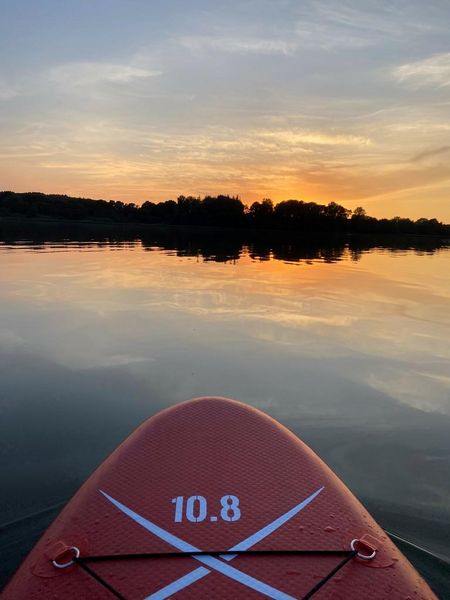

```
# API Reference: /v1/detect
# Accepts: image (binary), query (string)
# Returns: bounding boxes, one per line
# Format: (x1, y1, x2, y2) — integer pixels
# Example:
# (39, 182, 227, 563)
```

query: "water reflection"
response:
(0, 221, 449, 588)
(0, 220, 448, 263)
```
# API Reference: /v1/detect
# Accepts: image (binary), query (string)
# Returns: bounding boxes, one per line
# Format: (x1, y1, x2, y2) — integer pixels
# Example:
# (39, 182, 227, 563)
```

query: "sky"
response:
(1, 0, 450, 220)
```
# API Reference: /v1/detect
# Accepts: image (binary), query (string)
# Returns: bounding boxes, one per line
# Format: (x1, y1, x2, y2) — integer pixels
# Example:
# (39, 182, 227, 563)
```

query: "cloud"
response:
(293, 1, 437, 50)
(256, 129, 371, 147)
(412, 146, 450, 162)
(294, 3, 389, 50)
(294, 22, 371, 49)
(177, 36, 297, 55)
(0, 88, 19, 100)
(388, 122, 450, 133)
(393, 53, 450, 88)
(0, 81, 21, 100)
(47, 62, 161, 89)
(314, 2, 405, 35)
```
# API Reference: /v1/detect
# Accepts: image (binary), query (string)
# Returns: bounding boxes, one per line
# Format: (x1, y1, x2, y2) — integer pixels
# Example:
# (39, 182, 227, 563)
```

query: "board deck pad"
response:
(3, 396, 437, 599)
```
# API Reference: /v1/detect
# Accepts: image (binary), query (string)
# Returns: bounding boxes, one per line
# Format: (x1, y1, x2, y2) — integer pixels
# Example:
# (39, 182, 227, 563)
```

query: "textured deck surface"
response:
(3, 397, 437, 599)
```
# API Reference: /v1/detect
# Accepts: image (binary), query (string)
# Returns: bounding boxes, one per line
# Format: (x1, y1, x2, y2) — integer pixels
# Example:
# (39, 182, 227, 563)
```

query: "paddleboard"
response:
(3, 397, 438, 599)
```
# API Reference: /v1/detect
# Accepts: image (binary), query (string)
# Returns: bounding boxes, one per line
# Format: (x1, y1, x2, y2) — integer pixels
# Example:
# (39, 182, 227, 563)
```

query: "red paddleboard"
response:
(3, 397, 437, 599)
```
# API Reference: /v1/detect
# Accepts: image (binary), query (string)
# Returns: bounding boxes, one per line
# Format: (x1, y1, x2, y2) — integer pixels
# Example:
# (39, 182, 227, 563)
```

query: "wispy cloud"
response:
(411, 146, 450, 162)
(177, 36, 297, 55)
(294, 1, 436, 50)
(393, 53, 450, 88)
(294, 22, 371, 49)
(314, 2, 409, 36)
(256, 129, 371, 147)
(47, 62, 161, 89)
(0, 81, 21, 100)
(388, 122, 450, 133)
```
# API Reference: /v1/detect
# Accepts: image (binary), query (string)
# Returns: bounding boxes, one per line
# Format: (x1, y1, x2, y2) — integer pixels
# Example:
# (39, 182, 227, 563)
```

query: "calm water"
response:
(1, 224, 449, 585)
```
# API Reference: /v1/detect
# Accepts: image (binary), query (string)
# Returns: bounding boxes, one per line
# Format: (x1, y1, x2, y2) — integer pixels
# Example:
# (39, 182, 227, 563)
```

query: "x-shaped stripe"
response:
(101, 487, 324, 599)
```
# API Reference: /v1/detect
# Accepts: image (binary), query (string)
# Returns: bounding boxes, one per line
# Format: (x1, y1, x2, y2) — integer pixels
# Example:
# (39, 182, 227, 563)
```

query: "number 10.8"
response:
(171, 495, 241, 522)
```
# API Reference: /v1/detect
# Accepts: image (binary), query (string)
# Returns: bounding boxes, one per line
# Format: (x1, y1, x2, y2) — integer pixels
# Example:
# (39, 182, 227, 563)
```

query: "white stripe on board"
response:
(147, 486, 324, 600)
(100, 490, 296, 600)
(229, 487, 324, 554)
(148, 566, 211, 600)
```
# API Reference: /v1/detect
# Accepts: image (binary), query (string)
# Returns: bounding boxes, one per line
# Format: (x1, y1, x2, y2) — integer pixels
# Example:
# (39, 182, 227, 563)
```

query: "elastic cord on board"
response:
(52, 542, 373, 600)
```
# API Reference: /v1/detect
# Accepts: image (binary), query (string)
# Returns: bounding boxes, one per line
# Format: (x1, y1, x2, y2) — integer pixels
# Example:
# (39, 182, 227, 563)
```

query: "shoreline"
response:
(1, 215, 449, 245)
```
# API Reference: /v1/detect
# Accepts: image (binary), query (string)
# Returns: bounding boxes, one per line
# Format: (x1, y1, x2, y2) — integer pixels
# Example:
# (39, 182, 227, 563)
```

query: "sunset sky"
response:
(1, 1, 449, 220)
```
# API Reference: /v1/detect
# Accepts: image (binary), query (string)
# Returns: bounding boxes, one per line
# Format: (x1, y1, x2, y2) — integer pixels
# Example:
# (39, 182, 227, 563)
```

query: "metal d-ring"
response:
(52, 546, 80, 568)
(350, 539, 377, 560)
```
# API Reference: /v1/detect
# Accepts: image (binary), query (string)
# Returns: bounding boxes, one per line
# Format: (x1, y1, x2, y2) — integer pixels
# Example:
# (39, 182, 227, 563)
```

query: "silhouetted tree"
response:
(1, 191, 449, 237)
(249, 198, 274, 227)
(176, 195, 202, 224)
(199, 195, 245, 226)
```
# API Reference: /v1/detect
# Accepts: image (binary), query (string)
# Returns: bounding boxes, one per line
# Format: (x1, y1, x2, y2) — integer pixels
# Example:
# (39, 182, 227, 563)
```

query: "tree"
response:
(200, 195, 245, 226)
(352, 206, 366, 218)
(249, 198, 274, 227)
(325, 201, 351, 221)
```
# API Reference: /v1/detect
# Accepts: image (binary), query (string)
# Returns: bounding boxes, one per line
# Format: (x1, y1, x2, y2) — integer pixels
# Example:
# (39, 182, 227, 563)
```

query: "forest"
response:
(0, 191, 448, 236)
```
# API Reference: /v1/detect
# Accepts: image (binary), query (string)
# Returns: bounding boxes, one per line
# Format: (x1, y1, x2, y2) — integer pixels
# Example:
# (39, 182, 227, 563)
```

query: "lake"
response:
(0, 222, 449, 591)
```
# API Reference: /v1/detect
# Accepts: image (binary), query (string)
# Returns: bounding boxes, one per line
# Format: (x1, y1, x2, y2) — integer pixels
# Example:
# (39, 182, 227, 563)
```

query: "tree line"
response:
(0, 191, 448, 236)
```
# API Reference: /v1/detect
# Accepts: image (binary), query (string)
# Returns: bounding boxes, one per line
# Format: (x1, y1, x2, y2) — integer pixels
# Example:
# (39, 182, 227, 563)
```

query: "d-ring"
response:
(52, 546, 80, 568)
(350, 539, 376, 560)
